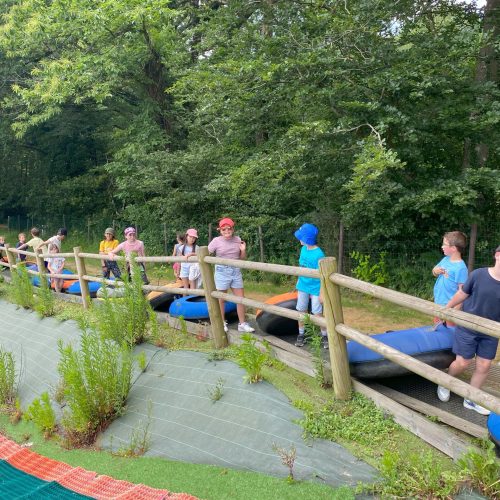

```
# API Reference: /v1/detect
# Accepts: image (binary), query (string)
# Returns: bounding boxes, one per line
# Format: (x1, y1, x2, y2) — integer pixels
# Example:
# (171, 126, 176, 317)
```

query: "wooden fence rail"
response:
(2, 244, 500, 416)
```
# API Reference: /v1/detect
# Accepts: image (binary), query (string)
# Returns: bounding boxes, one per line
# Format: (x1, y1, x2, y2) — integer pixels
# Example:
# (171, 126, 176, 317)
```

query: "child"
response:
(16, 227, 47, 267)
(0, 236, 6, 263)
(432, 231, 468, 307)
(99, 227, 121, 279)
(172, 233, 185, 280)
(437, 245, 500, 415)
(42, 227, 68, 252)
(108, 227, 149, 284)
(207, 217, 254, 333)
(47, 242, 65, 293)
(15, 233, 27, 262)
(179, 229, 201, 289)
(293, 223, 328, 349)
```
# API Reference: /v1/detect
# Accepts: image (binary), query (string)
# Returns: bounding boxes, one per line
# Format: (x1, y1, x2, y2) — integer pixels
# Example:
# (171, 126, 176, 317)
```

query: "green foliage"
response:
(457, 440, 500, 498)
(234, 334, 270, 384)
(93, 260, 158, 346)
(350, 251, 388, 286)
(0, 347, 17, 407)
(207, 377, 225, 403)
(57, 331, 133, 445)
(362, 450, 460, 498)
(9, 265, 34, 309)
(296, 393, 398, 447)
(303, 315, 326, 387)
(34, 273, 56, 317)
(24, 392, 57, 438)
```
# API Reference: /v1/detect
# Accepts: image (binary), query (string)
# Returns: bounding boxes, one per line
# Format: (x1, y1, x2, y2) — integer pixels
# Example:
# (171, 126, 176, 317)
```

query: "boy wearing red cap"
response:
(208, 218, 254, 333)
(294, 223, 328, 349)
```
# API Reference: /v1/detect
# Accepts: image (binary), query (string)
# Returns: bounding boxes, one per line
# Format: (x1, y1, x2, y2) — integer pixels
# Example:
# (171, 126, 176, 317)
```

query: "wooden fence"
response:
(2, 244, 500, 439)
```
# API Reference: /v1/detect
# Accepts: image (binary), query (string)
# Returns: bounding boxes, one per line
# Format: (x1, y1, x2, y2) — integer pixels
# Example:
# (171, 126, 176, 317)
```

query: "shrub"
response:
(234, 334, 270, 383)
(24, 392, 57, 438)
(350, 251, 388, 286)
(303, 315, 327, 387)
(0, 347, 18, 407)
(93, 260, 158, 345)
(34, 274, 56, 317)
(9, 265, 35, 309)
(57, 330, 133, 445)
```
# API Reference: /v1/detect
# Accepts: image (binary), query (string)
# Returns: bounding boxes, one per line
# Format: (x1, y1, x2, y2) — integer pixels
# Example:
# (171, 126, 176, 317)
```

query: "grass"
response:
(0, 416, 352, 500)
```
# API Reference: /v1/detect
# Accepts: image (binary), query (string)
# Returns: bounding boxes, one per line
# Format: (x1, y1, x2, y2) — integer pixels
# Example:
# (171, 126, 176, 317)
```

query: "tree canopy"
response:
(0, 0, 498, 267)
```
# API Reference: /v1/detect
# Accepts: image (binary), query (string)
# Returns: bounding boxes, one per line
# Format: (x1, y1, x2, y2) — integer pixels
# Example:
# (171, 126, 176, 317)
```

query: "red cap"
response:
(218, 217, 235, 229)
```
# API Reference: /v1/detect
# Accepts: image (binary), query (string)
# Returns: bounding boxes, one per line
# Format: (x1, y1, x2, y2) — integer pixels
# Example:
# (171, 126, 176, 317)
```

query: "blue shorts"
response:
(296, 290, 322, 315)
(453, 327, 499, 361)
(214, 265, 244, 290)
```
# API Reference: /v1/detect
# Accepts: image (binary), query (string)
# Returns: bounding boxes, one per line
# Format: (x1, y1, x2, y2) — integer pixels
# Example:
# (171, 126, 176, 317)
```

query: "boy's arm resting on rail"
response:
(445, 289, 469, 309)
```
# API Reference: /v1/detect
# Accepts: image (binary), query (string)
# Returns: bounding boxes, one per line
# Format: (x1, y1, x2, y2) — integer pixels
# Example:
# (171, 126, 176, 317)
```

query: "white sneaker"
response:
(223, 321, 228, 333)
(238, 322, 255, 333)
(463, 399, 490, 416)
(437, 386, 450, 402)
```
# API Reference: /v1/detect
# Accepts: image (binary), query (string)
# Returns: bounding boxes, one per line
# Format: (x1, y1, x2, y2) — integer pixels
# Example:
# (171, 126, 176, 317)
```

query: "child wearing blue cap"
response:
(294, 223, 328, 348)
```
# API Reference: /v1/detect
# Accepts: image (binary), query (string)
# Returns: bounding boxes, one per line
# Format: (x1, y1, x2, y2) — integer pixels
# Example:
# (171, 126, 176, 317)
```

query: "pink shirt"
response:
(115, 240, 145, 257)
(208, 236, 242, 260)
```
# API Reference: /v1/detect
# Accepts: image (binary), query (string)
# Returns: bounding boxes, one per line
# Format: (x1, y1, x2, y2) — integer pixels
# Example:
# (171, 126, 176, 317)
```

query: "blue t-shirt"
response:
(433, 256, 468, 306)
(461, 268, 500, 324)
(296, 246, 325, 296)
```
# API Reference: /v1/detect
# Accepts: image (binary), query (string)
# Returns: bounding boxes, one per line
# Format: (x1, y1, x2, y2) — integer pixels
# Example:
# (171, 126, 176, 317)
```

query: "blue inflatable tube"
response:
(169, 295, 237, 320)
(487, 413, 500, 456)
(347, 324, 455, 378)
(66, 280, 101, 296)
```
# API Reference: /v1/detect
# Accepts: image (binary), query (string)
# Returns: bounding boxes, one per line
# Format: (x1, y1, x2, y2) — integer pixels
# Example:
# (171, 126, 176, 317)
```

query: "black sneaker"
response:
(322, 335, 329, 349)
(295, 334, 306, 347)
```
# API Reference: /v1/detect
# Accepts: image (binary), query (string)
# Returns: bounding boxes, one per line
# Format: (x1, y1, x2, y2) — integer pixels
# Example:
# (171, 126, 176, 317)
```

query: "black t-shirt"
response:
(461, 268, 500, 324)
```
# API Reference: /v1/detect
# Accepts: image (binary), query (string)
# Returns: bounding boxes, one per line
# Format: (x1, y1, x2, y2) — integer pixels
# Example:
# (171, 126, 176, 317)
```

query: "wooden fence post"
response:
(4, 244, 16, 270)
(319, 257, 351, 400)
(73, 246, 90, 309)
(197, 246, 227, 348)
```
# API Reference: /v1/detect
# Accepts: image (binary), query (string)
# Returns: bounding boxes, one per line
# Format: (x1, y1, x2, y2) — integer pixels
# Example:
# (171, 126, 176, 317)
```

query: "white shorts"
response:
(296, 290, 322, 315)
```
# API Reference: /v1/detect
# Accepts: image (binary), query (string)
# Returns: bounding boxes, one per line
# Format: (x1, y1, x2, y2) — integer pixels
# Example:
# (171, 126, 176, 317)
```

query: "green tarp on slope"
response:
(0, 299, 376, 486)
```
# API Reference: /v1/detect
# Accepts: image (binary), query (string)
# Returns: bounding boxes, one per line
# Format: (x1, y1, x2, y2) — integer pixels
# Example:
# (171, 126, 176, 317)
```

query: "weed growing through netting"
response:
(272, 442, 297, 482)
(303, 315, 326, 387)
(207, 377, 225, 402)
(93, 259, 158, 345)
(0, 347, 19, 408)
(34, 273, 56, 317)
(57, 330, 133, 445)
(9, 265, 34, 309)
(235, 334, 271, 383)
(24, 392, 57, 438)
(115, 400, 153, 457)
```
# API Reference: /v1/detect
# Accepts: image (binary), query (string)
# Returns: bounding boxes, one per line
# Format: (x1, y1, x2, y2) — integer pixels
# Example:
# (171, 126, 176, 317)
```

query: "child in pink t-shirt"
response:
(207, 217, 254, 333)
(108, 227, 149, 284)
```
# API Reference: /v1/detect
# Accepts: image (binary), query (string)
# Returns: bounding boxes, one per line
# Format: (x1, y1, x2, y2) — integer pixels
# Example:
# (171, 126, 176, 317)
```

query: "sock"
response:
(298, 328, 305, 335)
(321, 331, 327, 337)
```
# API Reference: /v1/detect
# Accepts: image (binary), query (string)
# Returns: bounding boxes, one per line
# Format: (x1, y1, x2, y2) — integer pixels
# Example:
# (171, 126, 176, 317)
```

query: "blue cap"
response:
(294, 223, 319, 245)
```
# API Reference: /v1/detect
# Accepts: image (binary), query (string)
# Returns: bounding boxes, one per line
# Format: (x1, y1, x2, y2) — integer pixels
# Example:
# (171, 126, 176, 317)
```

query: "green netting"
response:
(0, 299, 376, 487)
(0, 460, 93, 499)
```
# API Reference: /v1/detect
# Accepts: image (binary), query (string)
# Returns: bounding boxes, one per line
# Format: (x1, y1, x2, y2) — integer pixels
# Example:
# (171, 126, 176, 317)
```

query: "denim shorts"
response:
(296, 290, 323, 315)
(453, 327, 499, 361)
(214, 265, 243, 290)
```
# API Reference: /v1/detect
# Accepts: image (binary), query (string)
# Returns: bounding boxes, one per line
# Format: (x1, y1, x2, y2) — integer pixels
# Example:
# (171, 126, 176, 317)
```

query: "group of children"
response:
(431, 231, 500, 416)
(2, 223, 499, 411)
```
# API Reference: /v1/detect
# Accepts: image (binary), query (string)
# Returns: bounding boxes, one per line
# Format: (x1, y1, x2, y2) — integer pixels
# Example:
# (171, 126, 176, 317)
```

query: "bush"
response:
(93, 260, 158, 345)
(234, 334, 270, 383)
(57, 330, 133, 445)
(0, 347, 18, 407)
(9, 265, 35, 309)
(34, 274, 56, 317)
(24, 392, 57, 438)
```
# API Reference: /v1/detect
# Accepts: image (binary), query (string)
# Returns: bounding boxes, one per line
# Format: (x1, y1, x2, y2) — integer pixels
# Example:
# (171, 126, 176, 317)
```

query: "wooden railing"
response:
(1, 243, 500, 415)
